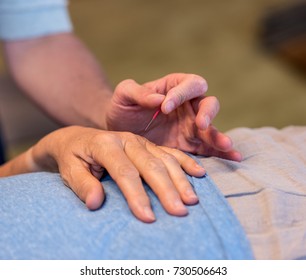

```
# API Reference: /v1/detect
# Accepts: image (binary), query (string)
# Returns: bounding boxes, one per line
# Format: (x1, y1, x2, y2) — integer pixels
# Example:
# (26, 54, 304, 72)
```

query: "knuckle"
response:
(122, 131, 137, 140)
(191, 74, 208, 93)
(122, 78, 136, 85)
(209, 96, 220, 116)
(90, 134, 117, 156)
(92, 132, 113, 144)
(117, 164, 139, 179)
(124, 132, 148, 147)
(176, 90, 186, 105)
(160, 152, 177, 163)
(145, 158, 164, 172)
(121, 131, 143, 146)
(115, 79, 135, 92)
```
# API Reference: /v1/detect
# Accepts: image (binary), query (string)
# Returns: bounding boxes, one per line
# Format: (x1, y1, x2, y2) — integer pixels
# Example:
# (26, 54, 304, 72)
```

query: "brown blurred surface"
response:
(0, 0, 305, 157)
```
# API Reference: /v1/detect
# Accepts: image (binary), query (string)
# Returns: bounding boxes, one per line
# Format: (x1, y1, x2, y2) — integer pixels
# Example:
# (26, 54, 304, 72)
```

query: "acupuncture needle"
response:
(144, 109, 161, 131)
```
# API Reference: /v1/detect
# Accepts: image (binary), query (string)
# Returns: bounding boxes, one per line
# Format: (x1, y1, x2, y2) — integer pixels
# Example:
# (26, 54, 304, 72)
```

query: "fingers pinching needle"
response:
(144, 109, 161, 131)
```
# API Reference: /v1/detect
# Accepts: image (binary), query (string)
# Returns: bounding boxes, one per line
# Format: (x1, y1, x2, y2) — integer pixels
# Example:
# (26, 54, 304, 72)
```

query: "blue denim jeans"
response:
(0, 169, 253, 260)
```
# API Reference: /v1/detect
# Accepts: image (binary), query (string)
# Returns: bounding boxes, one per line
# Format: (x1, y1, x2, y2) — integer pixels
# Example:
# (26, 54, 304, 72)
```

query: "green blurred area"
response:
(69, 0, 306, 131)
(0, 0, 305, 156)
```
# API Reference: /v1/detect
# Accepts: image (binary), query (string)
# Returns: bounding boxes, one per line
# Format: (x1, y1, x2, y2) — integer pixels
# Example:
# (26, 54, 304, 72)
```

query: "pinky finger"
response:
(207, 149, 243, 162)
(159, 147, 206, 177)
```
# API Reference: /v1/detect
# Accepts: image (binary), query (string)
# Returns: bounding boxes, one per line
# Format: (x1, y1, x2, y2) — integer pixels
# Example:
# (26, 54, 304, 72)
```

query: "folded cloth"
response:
(1, 126, 305, 259)
(202, 126, 306, 259)
(0, 170, 253, 260)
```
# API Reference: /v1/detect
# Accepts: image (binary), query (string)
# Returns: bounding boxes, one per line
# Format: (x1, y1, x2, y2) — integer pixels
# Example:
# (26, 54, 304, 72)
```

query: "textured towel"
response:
(1, 126, 304, 259)
(0, 170, 253, 260)
(201, 126, 306, 259)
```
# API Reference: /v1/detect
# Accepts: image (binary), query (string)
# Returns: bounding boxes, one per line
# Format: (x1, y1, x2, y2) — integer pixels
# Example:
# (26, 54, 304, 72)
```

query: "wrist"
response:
(25, 147, 42, 172)
(30, 136, 58, 173)
(70, 88, 113, 130)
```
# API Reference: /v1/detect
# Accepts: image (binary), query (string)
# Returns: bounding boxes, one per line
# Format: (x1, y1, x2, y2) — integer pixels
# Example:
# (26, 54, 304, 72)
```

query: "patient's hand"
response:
(106, 73, 242, 161)
(29, 126, 206, 223)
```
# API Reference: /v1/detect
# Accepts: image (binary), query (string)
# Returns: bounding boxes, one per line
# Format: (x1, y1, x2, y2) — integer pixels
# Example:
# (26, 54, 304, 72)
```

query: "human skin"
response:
(0, 126, 206, 223)
(3, 33, 241, 160)
(1, 33, 241, 222)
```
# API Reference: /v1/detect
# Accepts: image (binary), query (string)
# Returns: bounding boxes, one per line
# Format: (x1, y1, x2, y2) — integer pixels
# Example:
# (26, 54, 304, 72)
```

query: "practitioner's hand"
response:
(29, 126, 206, 223)
(106, 73, 241, 161)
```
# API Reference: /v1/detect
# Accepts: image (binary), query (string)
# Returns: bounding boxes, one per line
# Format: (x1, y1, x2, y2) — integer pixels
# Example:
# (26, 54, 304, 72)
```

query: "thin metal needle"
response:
(144, 109, 161, 131)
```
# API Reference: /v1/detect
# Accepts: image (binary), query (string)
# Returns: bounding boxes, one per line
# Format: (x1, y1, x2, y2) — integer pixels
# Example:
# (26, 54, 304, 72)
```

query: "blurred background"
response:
(0, 0, 306, 158)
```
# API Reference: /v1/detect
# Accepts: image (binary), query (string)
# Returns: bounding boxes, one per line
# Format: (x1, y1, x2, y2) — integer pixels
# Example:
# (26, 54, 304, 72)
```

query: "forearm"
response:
(3, 33, 113, 128)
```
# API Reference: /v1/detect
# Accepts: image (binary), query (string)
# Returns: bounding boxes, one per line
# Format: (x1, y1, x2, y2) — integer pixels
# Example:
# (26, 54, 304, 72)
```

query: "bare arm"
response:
(3, 33, 241, 160)
(0, 126, 206, 222)
(3, 32, 113, 128)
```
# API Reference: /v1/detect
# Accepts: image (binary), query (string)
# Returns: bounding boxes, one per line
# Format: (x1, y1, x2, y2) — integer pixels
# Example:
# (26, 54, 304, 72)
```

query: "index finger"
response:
(89, 139, 156, 223)
(161, 74, 208, 114)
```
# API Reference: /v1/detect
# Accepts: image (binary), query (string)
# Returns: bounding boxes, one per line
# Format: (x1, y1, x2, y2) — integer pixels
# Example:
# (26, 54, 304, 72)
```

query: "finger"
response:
(124, 137, 188, 216)
(197, 126, 234, 152)
(194, 127, 243, 161)
(159, 146, 206, 177)
(59, 160, 105, 210)
(196, 145, 243, 161)
(92, 141, 156, 223)
(90, 164, 105, 179)
(162, 139, 241, 163)
(194, 96, 220, 130)
(115, 79, 165, 108)
(161, 75, 208, 114)
(213, 149, 243, 162)
(147, 146, 202, 205)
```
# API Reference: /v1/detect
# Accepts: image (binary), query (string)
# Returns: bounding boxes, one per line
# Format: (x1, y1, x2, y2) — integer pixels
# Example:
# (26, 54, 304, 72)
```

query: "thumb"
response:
(60, 164, 105, 210)
(114, 79, 165, 108)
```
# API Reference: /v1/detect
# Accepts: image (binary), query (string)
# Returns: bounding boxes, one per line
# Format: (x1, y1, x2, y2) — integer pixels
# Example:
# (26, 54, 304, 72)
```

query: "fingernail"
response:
(174, 200, 188, 215)
(195, 163, 204, 169)
(165, 101, 175, 114)
(204, 115, 210, 129)
(185, 188, 198, 201)
(195, 163, 205, 171)
(143, 206, 156, 221)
